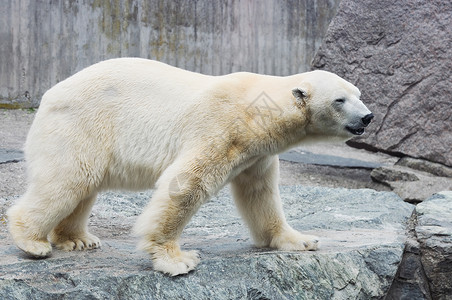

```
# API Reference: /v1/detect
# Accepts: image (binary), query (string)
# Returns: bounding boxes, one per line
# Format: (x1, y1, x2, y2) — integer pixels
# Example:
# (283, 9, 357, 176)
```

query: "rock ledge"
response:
(1, 186, 413, 299)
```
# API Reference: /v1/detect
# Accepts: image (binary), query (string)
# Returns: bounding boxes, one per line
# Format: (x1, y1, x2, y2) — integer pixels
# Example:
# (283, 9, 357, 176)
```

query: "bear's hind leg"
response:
(7, 199, 52, 257)
(7, 186, 89, 257)
(49, 194, 101, 251)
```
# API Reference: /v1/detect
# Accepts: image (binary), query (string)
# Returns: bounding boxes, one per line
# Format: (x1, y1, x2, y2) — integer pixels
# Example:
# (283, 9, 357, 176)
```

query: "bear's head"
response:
(292, 70, 373, 140)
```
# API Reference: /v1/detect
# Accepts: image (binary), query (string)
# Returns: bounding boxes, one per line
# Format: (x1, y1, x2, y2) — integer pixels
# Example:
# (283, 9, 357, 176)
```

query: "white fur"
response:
(7, 58, 372, 276)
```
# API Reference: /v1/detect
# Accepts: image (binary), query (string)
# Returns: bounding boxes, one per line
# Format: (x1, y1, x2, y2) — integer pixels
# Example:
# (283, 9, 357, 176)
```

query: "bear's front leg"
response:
(231, 155, 319, 251)
(133, 168, 208, 276)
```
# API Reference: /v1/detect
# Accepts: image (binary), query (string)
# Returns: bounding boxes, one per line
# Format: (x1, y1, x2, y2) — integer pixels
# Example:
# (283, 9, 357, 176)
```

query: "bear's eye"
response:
(335, 98, 345, 104)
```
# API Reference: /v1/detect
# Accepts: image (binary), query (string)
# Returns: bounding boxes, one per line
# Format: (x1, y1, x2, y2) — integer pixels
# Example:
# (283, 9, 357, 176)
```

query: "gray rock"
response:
(370, 166, 452, 203)
(280, 149, 382, 169)
(397, 157, 452, 178)
(312, 0, 452, 167)
(415, 191, 452, 300)
(385, 216, 432, 300)
(0, 186, 413, 299)
(0, 149, 24, 164)
(371, 166, 419, 183)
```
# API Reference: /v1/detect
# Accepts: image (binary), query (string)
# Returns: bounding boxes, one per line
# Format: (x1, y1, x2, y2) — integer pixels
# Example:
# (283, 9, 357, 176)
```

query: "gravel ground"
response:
(0, 109, 35, 197)
(0, 109, 35, 149)
(0, 161, 27, 198)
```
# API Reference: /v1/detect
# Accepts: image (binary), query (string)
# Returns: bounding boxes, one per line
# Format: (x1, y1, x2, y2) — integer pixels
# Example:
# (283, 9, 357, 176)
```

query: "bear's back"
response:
(39, 58, 214, 110)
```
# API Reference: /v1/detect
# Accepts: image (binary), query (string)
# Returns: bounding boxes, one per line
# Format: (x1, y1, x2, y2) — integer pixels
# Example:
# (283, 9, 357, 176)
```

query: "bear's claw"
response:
(51, 232, 101, 252)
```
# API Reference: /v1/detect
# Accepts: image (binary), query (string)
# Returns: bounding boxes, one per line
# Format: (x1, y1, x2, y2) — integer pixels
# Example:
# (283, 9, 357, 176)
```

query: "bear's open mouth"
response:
(346, 126, 365, 135)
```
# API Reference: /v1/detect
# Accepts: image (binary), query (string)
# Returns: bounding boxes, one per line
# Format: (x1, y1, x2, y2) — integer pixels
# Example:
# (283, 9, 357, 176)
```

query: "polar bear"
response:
(7, 58, 373, 276)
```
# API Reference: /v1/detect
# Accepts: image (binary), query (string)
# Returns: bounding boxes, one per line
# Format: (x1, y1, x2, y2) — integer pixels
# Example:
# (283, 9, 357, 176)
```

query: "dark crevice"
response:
(385, 211, 432, 300)
(346, 140, 405, 158)
(386, 130, 417, 152)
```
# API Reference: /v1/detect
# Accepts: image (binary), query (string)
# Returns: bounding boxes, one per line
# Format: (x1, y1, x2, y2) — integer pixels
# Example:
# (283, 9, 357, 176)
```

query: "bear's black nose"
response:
(362, 113, 374, 126)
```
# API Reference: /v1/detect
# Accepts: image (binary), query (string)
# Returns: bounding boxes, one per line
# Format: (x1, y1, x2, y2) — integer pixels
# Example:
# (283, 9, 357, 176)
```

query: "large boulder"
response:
(415, 191, 452, 299)
(370, 165, 452, 203)
(312, 0, 452, 167)
(0, 186, 412, 299)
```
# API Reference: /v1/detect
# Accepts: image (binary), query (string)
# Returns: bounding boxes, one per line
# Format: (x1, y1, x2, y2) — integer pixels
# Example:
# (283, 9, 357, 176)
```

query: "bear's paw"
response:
(16, 239, 53, 258)
(153, 249, 200, 276)
(270, 229, 319, 251)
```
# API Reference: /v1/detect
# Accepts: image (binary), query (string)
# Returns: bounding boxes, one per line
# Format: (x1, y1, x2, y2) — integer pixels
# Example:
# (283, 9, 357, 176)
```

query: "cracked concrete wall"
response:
(0, 0, 340, 108)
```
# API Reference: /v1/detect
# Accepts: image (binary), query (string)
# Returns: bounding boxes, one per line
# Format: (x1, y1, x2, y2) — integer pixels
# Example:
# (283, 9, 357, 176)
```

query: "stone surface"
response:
(397, 157, 452, 178)
(415, 191, 452, 300)
(280, 149, 382, 169)
(0, 161, 26, 199)
(0, 149, 24, 164)
(0, 109, 34, 149)
(312, 0, 452, 167)
(0, 186, 413, 299)
(386, 217, 432, 300)
(371, 165, 452, 203)
(371, 166, 419, 183)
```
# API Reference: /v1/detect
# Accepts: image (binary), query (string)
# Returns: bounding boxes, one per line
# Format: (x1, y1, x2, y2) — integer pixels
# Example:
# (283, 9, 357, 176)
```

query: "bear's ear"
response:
(292, 87, 308, 106)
